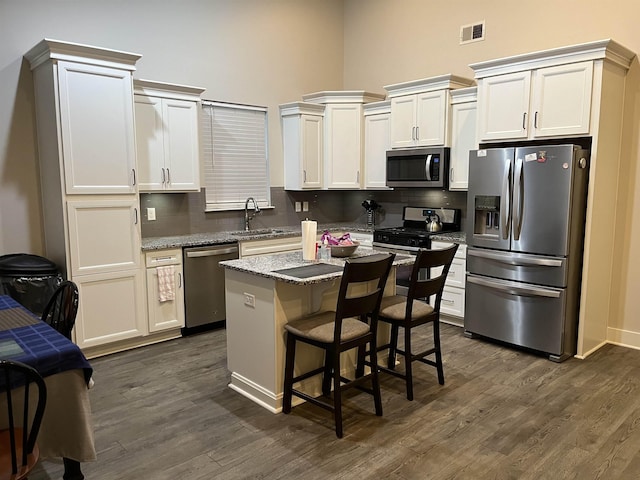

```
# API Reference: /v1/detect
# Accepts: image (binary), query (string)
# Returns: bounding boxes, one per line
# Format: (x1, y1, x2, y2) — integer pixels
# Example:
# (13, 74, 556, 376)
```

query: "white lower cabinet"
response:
(431, 241, 467, 326)
(145, 249, 185, 333)
(74, 268, 146, 349)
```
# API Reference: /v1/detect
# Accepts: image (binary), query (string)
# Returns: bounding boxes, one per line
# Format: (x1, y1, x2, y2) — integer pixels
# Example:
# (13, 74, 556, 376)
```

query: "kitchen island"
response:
(220, 248, 414, 412)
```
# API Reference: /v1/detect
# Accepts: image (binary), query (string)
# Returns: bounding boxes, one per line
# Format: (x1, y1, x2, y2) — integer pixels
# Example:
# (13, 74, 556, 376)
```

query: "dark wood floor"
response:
(30, 323, 640, 479)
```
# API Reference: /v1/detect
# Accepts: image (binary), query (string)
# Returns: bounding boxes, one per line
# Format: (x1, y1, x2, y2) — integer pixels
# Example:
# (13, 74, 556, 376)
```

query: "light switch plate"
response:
(147, 207, 156, 221)
(303, 201, 309, 212)
(295, 201, 302, 212)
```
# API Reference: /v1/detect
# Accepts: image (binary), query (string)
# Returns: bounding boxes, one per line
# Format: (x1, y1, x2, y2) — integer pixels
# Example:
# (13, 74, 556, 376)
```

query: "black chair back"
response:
(333, 253, 395, 341)
(41, 280, 79, 339)
(0, 359, 47, 479)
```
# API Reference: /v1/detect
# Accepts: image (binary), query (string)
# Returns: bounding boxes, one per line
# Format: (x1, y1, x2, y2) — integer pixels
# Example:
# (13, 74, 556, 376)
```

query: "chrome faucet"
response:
(244, 197, 261, 231)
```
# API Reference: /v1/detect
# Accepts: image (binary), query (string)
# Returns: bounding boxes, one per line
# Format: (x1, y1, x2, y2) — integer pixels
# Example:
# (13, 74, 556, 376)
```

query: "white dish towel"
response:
(156, 265, 175, 302)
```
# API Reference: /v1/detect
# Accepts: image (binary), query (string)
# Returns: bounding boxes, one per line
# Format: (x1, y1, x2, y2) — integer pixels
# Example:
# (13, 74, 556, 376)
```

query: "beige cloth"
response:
(0, 369, 96, 462)
(157, 265, 175, 302)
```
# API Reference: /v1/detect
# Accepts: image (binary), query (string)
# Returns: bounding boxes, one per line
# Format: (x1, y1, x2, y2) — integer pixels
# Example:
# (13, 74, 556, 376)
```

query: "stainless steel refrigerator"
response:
(464, 144, 590, 361)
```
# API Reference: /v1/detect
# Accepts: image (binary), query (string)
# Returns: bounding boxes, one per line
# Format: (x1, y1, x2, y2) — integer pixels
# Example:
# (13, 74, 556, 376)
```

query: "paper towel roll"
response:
(301, 220, 317, 261)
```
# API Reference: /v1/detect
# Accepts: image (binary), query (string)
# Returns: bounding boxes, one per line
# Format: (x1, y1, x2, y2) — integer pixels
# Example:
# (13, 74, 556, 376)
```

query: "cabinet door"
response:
(390, 96, 417, 148)
(134, 95, 165, 191)
(66, 197, 141, 276)
(146, 263, 185, 332)
(163, 99, 201, 191)
(301, 115, 323, 189)
(363, 113, 391, 189)
(57, 61, 136, 194)
(531, 61, 593, 138)
(478, 71, 531, 141)
(324, 104, 362, 189)
(74, 269, 146, 348)
(449, 100, 477, 191)
(415, 90, 447, 146)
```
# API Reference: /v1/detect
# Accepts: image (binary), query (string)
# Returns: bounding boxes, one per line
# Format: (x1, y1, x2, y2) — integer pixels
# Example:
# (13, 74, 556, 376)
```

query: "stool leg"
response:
(433, 320, 445, 385)
(332, 348, 343, 438)
(404, 325, 414, 401)
(283, 333, 296, 414)
(369, 339, 383, 416)
(388, 323, 399, 369)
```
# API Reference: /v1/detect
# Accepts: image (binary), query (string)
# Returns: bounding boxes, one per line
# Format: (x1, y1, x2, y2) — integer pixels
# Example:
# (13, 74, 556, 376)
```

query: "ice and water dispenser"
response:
(473, 195, 501, 237)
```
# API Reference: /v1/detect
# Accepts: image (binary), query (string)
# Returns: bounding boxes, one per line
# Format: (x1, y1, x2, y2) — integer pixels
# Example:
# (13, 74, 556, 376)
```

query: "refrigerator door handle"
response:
(513, 157, 524, 240)
(468, 249, 563, 267)
(467, 276, 561, 298)
(501, 160, 511, 240)
(425, 154, 432, 181)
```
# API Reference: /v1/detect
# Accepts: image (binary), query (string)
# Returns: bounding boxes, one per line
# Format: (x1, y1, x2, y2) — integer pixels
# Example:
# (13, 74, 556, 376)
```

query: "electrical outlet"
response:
(303, 201, 309, 212)
(244, 293, 255, 308)
(295, 201, 302, 212)
(147, 207, 156, 221)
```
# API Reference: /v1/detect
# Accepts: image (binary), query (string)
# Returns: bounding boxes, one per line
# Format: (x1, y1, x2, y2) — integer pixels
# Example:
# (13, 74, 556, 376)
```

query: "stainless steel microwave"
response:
(386, 147, 449, 188)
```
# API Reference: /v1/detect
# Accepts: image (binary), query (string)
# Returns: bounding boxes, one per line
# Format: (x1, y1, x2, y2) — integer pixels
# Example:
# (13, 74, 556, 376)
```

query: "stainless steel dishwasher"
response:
(182, 243, 239, 333)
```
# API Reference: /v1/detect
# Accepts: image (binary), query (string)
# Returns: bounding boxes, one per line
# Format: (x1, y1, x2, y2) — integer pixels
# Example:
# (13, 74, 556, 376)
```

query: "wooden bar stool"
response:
(282, 253, 395, 438)
(376, 244, 458, 400)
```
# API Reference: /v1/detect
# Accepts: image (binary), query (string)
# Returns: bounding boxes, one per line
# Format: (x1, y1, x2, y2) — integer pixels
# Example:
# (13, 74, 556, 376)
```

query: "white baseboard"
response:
(607, 327, 640, 351)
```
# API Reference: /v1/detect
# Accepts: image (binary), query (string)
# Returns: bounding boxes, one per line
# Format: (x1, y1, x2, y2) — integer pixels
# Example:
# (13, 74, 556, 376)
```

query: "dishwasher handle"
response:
(186, 246, 238, 258)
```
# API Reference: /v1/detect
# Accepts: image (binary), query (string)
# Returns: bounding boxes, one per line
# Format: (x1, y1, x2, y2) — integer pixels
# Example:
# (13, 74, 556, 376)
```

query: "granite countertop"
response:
(220, 247, 415, 285)
(141, 223, 375, 251)
(430, 231, 466, 244)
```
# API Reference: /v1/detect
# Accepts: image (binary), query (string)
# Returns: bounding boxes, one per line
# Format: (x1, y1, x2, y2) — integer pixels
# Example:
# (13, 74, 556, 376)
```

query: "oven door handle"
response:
(373, 243, 419, 254)
(467, 276, 561, 298)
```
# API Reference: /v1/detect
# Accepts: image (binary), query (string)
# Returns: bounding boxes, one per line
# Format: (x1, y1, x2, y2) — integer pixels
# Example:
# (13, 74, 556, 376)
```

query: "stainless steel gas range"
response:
(373, 206, 461, 295)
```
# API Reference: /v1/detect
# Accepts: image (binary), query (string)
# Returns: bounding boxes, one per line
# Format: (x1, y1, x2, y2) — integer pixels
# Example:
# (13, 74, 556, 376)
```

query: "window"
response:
(201, 101, 270, 211)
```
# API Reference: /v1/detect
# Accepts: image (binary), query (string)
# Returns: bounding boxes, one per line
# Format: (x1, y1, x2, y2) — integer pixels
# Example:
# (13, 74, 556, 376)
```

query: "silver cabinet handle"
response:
(303, 170, 307, 183)
(178, 272, 182, 288)
(186, 247, 238, 258)
(522, 112, 527, 130)
(134, 208, 138, 225)
(416, 126, 419, 140)
(450, 167, 454, 182)
(166, 168, 170, 184)
(534, 111, 538, 129)
(468, 249, 563, 267)
(467, 275, 561, 298)
(161, 168, 165, 184)
(132, 169, 137, 186)
(356, 170, 360, 183)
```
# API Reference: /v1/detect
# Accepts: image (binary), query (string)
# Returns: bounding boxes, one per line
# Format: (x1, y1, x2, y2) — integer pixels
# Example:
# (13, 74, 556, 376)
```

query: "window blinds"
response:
(201, 101, 270, 211)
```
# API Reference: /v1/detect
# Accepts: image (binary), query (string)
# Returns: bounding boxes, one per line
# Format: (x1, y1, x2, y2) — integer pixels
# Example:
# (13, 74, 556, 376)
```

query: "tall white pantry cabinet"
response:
(25, 39, 146, 352)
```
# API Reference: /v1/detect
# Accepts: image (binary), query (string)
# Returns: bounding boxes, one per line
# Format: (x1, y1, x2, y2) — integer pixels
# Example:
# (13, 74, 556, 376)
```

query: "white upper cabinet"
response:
(476, 62, 593, 141)
(385, 75, 474, 149)
(282, 91, 385, 190)
(363, 100, 392, 190)
(281, 102, 324, 190)
(57, 61, 138, 194)
(134, 80, 205, 192)
(449, 87, 477, 191)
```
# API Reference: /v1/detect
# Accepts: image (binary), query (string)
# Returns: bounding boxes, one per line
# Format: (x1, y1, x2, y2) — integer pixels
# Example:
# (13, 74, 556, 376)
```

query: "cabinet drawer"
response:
(239, 237, 302, 257)
(145, 249, 182, 267)
(440, 286, 465, 318)
(432, 257, 466, 289)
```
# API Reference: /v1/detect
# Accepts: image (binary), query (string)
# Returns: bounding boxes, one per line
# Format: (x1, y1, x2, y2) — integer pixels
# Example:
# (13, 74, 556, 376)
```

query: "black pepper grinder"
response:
(361, 199, 380, 227)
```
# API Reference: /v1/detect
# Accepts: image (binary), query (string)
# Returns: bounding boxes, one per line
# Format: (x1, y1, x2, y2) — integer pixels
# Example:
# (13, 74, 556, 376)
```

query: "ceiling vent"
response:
(460, 21, 485, 44)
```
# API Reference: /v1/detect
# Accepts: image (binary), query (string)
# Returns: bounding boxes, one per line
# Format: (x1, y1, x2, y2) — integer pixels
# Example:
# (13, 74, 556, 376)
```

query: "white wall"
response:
(0, 0, 344, 253)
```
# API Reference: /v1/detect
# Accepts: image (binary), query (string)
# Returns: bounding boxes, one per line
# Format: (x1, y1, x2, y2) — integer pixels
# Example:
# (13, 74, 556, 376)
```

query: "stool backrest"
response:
(407, 245, 459, 315)
(334, 253, 396, 339)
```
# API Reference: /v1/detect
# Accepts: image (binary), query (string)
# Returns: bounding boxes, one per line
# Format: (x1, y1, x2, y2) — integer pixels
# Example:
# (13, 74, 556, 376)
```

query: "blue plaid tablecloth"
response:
(0, 295, 92, 382)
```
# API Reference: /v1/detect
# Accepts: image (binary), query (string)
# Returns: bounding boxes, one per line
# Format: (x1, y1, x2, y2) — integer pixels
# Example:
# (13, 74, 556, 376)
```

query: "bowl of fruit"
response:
(321, 231, 360, 258)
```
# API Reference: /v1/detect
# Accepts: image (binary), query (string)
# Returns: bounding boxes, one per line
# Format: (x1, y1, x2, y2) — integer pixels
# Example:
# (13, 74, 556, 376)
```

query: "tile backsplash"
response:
(140, 187, 467, 238)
